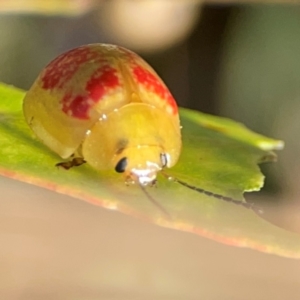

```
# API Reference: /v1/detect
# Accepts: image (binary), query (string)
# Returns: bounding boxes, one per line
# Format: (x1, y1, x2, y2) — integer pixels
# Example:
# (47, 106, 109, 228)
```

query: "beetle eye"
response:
(115, 157, 128, 173)
(160, 153, 168, 168)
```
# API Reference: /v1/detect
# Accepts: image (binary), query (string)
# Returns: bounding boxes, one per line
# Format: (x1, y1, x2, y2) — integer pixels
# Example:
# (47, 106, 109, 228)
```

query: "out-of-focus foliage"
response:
(217, 6, 300, 197)
(0, 0, 97, 15)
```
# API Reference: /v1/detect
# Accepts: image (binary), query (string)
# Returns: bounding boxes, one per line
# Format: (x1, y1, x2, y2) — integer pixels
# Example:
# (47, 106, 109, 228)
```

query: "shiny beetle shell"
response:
(23, 44, 181, 185)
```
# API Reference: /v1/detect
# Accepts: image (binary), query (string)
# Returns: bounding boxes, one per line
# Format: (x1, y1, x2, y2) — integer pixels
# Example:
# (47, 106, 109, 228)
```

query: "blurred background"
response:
(1, 1, 300, 299)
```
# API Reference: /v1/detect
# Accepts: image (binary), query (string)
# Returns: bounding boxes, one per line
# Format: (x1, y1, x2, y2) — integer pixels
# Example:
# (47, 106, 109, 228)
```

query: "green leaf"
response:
(1, 82, 299, 259)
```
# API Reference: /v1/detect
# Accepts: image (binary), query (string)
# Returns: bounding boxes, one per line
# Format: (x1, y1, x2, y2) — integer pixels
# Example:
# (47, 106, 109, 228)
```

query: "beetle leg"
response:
(56, 157, 86, 170)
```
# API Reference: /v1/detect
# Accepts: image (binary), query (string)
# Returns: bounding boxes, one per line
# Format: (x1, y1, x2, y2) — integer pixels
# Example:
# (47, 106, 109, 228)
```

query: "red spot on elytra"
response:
(86, 65, 120, 101)
(41, 46, 100, 90)
(61, 94, 90, 119)
(132, 65, 178, 114)
(61, 65, 120, 119)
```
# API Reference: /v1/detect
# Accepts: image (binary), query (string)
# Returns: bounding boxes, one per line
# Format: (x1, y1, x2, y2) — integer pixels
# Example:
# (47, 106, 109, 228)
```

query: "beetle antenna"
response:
(139, 184, 171, 219)
(161, 172, 263, 214)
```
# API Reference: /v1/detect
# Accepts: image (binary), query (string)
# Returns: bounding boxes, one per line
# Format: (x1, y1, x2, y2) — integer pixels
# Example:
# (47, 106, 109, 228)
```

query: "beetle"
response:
(23, 44, 258, 215)
(23, 44, 181, 186)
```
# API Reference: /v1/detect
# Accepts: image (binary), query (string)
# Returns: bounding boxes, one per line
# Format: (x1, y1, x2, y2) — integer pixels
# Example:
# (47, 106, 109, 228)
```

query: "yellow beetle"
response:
(23, 44, 181, 185)
(23, 43, 259, 215)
